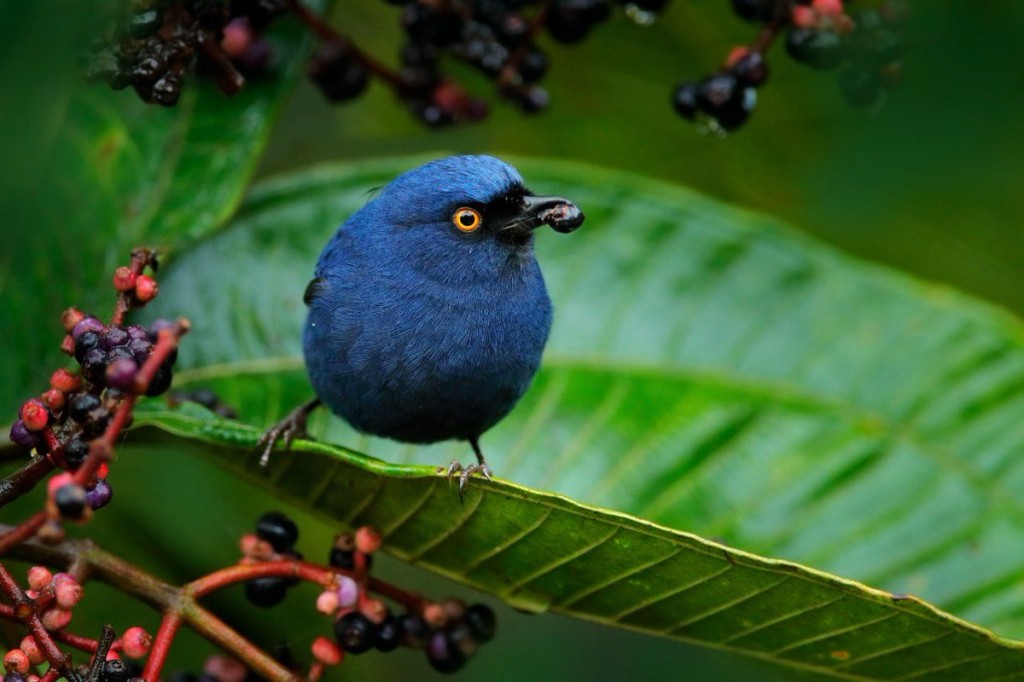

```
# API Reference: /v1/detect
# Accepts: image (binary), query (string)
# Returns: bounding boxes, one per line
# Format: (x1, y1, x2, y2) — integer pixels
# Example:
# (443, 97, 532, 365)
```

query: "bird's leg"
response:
(440, 437, 493, 501)
(256, 398, 322, 467)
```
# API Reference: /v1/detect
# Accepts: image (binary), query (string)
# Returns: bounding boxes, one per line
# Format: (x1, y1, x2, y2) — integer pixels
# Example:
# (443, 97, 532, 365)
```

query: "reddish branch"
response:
(0, 531, 417, 681)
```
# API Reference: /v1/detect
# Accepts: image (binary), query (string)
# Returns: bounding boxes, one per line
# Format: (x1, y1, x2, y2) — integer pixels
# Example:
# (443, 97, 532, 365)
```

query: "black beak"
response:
(519, 195, 585, 234)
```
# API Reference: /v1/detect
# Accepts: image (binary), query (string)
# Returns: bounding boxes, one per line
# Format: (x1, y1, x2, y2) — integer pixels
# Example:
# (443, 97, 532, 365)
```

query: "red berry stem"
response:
(186, 560, 335, 598)
(0, 563, 71, 675)
(39, 670, 60, 682)
(140, 612, 181, 681)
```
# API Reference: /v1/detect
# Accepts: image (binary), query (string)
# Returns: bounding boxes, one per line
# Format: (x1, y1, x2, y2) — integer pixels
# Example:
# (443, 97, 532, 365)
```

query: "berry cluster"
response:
(84, 0, 675, 127)
(241, 511, 303, 607)
(673, 0, 906, 133)
(237, 513, 498, 675)
(6, 249, 182, 526)
(1, 567, 151, 682)
(84, 0, 287, 105)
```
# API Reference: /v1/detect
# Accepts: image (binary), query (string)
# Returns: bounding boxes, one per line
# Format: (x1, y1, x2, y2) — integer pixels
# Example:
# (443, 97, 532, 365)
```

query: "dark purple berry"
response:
(672, 82, 698, 120)
(446, 621, 479, 658)
(68, 393, 102, 423)
(64, 437, 91, 469)
(72, 316, 104, 340)
(4, 672, 28, 682)
(402, 4, 463, 45)
(374, 614, 403, 652)
(786, 27, 845, 70)
(100, 325, 129, 349)
(519, 48, 548, 83)
(145, 364, 173, 397)
(244, 577, 288, 608)
(426, 631, 466, 674)
(74, 331, 101, 362)
(697, 73, 754, 130)
(147, 319, 174, 342)
(102, 657, 130, 682)
(87, 479, 114, 510)
(55, 483, 88, 520)
(105, 358, 139, 391)
(328, 546, 356, 570)
(335, 612, 374, 654)
(731, 51, 769, 87)
(9, 420, 40, 449)
(81, 347, 109, 383)
(465, 603, 496, 642)
(81, 406, 112, 438)
(129, 337, 154, 364)
(308, 41, 369, 102)
(400, 613, 430, 649)
(256, 511, 299, 552)
(152, 74, 183, 106)
(126, 325, 148, 341)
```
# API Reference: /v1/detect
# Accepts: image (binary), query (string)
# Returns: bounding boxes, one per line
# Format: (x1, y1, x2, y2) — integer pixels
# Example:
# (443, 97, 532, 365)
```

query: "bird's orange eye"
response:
(453, 207, 482, 232)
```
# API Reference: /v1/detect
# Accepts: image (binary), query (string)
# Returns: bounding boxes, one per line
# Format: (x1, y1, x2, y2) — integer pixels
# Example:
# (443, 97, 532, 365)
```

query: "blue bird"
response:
(260, 155, 584, 493)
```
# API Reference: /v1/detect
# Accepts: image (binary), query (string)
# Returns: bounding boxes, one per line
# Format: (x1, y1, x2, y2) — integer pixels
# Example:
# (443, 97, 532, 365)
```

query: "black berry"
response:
(55, 484, 89, 520)
(374, 614, 403, 652)
(426, 631, 466, 674)
(334, 611, 375, 654)
(244, 577, 288, 608)
(64, 437, 91, 469)
(68, 393, 102, 423)
(256, 511, 299, 552)
(102, 658, 131, 682)
(465, 603, 496, 642)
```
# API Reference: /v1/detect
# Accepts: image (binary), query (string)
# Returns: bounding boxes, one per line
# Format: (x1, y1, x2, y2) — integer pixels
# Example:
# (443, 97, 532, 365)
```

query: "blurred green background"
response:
(2, 1, 1023, 680)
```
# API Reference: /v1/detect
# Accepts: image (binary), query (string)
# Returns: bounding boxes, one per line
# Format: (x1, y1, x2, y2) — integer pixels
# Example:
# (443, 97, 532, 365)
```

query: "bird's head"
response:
(362, 156, 584, 257)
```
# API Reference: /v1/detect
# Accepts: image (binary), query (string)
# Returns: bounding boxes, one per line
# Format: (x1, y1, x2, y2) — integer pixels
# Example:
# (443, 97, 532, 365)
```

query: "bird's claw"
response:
(256, 399, 319, 467)
(438, 461, 493, 502)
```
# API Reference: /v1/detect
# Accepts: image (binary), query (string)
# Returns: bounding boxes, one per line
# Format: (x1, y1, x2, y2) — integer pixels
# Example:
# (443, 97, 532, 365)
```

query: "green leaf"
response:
(142, 156, 1024, 678)
(0, 2, 328, 415)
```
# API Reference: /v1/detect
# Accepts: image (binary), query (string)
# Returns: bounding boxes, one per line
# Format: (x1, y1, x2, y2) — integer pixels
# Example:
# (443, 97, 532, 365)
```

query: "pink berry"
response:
(55, 580, 83, 608)
(316, 589, 340, 615)
(121, 626, 152, 659)
(3, 648, 30, 674)
(354, 526, 382, 554)
(221, 18, 253, 58)
(40, 607, 72, 630)
(311, 636, 343, 666)
(20, 399, 51, 432)
(113, 266, 137, 292)
(134, 275, 158, 303)
(792, 4, 817, 27)
(19, 637, 44, 666)
(812, 0, 844, 16)
(50, 368, 82, 392)
(41, 389, 65, 411)
(26, 566, 52, 591)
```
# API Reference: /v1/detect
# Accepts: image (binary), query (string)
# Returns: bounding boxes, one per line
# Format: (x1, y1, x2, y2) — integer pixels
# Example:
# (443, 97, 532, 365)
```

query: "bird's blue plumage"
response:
(303, 156, 581, 452)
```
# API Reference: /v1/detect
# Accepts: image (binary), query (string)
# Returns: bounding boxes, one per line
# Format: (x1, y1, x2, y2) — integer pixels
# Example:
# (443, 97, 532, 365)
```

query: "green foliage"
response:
(3, 3, 1024, 680)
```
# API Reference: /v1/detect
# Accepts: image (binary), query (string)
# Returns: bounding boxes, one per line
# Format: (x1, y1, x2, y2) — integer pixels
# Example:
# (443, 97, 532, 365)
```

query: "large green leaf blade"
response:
(134, 402, 1024, 681)
(143, 156, 1024, 677)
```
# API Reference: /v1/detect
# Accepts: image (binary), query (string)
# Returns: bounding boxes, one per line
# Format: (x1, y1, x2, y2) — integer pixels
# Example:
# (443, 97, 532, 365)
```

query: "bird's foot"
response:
(256, 398, 321, 467)
(438, 460, 493, 502)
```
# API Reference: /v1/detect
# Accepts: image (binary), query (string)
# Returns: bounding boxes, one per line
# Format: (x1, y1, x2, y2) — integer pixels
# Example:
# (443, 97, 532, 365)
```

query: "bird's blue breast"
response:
(302, 159, 552, 443)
